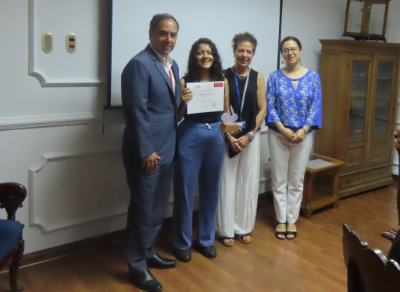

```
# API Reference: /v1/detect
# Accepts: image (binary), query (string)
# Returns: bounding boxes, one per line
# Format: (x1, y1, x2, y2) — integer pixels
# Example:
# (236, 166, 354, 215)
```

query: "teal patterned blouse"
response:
(265, 69, 322, 134)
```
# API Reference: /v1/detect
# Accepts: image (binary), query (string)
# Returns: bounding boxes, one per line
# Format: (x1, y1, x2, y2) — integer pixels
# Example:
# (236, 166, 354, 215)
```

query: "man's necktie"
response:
(169, 69, 173, 87)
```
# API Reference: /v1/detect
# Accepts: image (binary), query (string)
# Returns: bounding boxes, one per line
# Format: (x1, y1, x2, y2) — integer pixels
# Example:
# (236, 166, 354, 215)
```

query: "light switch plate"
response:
(42, 33, 53, 53)
(66, 34, 76, 53)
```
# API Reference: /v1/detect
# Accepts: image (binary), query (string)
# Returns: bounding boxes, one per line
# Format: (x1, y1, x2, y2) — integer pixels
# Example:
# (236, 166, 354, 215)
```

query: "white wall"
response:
(0, 0, 128, 253)
(281, 0, 347, 71)
(1, 0, 391, 254)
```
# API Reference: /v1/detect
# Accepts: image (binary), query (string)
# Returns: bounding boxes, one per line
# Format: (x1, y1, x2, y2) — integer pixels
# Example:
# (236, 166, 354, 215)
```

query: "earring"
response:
(281, 60, 286, 65)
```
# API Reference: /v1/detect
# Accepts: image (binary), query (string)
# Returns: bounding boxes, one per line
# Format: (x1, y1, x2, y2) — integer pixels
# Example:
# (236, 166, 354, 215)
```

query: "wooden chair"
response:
(0, 182, 27, 291)
(343, 224, 400, 292)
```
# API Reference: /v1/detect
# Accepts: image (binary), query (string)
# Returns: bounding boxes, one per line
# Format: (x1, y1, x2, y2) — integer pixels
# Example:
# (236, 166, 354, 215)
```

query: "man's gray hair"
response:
(149, 13, 179, 31)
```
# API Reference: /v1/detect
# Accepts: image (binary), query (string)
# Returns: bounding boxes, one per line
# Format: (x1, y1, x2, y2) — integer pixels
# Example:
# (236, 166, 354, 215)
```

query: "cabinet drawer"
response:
(340, 166, 391, 190)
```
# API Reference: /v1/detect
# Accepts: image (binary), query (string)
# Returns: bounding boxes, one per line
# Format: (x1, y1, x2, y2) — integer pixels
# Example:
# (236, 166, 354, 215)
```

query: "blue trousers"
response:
(124, 161, 174, 272)
(173, 120, 225, 250)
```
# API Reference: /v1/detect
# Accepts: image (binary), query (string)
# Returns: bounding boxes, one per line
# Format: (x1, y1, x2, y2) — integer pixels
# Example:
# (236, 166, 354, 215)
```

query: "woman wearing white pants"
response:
(216, 32, 266, 247)
(266, 36, 322, 240)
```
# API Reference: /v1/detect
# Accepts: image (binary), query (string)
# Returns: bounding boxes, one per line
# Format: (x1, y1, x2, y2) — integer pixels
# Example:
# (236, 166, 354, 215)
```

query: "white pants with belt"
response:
(216, 132, 261, 238)
(268, 129, 312, 224)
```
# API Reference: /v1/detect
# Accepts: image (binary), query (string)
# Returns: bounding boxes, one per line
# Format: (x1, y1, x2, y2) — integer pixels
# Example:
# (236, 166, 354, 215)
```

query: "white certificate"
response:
(186, 81, 224, 114)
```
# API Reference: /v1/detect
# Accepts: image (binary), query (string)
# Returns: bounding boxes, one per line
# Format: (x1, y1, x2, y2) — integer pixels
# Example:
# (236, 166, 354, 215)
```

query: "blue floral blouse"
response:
(265, 69, 322, 134)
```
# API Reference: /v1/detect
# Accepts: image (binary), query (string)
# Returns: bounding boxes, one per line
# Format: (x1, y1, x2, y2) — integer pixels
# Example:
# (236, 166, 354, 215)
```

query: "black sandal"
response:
(235, 233, 251, 244)
(275, 231, 286, 240)
(286, 231, 297, 240)
(220, 237, 234, 247)
(275, 223, 286, 240)
(286, 223, 297, 240)
(381, 230, 397, 242)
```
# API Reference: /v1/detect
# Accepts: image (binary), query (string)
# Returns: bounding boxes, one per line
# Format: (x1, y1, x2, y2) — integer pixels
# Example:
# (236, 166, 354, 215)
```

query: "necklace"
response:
(234, 67, 250, 79)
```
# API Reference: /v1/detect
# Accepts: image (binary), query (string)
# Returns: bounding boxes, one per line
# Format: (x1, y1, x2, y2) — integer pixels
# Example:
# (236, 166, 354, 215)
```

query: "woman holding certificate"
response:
(216, 32, 266, 247)
(173, 38, 229, 262)
(266, 36, 322, 240)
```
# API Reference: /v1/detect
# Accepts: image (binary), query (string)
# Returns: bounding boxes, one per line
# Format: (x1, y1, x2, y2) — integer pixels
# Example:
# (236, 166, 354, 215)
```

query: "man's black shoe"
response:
(129, 269, 162, 292)
(174, 249, 192, 262)
(146, 253, 177, 269)
(196, 244, 217, 258)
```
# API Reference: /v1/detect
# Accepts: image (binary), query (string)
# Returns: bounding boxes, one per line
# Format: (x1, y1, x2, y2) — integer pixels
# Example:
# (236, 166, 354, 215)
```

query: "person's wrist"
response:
(246, 131, 255, 142)
(302, 126, 309, 134)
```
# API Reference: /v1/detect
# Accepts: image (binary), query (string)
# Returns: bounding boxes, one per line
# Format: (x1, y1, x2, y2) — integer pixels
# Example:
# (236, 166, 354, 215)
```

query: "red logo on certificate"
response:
(214, 83, 223, 87)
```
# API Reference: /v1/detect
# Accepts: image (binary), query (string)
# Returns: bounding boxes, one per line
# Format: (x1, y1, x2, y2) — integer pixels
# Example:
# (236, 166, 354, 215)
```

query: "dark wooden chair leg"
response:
(9, 236, 24, 291)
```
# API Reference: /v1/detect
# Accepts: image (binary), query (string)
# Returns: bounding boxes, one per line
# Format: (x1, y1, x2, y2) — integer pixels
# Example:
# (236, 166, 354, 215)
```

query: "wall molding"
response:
(28, 0, 101, 87)
(27, 147, 270, 235)
(0, 112, 100, 131)
(28, 148, 124, 234)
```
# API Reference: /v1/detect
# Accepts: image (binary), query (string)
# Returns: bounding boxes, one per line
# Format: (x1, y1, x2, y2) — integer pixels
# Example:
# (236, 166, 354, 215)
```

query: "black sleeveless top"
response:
(225, 68, 259, 158)
(224, 68, 259, 136)
(183, 77, 224, 123)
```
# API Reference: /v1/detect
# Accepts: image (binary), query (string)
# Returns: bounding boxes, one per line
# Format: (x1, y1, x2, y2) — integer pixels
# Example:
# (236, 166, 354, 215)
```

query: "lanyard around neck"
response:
(233, 67, 250, 119)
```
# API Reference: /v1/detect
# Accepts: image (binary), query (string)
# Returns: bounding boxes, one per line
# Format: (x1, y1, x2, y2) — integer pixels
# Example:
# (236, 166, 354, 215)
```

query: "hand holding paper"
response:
(181, 88, 193, 104)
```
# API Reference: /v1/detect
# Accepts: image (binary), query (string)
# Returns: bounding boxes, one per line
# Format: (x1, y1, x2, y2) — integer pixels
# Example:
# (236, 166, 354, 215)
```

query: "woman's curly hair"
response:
(184, 38, 224, 82)
(232, 32, 258, 54)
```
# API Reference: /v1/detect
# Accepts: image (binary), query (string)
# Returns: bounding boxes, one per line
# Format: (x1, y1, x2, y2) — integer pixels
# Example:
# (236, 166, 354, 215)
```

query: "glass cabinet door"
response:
(348, 60, 369, 141)
(373, 62, 393, 136)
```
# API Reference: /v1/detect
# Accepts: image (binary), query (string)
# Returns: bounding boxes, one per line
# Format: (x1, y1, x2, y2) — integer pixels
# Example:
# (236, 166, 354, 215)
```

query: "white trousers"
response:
(268, 130, 312, 224)
(216, 132, 260, 238)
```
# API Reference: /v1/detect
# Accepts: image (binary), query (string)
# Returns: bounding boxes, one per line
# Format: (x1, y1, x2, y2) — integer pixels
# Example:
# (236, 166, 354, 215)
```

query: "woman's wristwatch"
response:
(246, 131, 255, 142)
(302, 127, 309, 134)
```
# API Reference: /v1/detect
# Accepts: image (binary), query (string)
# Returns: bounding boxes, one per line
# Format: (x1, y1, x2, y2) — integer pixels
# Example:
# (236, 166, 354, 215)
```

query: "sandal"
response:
(286, 223, 297, 240)
(381, 230, 397, 242)
(235, 233, 251, 244)
(220, 237, 234, 247)
(275, 223, 286, 240)
(286, 231, 297, 240)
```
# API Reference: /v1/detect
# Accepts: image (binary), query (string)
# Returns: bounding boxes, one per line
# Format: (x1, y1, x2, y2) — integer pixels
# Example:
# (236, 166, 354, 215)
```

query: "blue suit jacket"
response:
(121, 45, 180, 167)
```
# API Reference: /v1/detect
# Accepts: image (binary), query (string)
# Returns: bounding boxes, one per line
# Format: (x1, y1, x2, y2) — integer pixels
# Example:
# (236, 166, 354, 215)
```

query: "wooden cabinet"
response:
(316, 40, 399, 198)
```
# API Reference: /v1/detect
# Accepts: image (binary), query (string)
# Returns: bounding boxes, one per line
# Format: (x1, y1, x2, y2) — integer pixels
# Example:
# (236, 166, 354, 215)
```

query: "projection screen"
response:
(109, 0, 281, 107)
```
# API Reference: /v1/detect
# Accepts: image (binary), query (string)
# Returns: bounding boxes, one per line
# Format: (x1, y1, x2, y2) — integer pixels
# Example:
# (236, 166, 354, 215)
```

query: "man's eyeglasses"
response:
(282, 47, 299, 54)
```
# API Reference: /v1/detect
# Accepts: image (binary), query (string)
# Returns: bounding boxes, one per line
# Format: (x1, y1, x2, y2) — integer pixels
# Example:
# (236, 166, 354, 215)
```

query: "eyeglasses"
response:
(282, 47, 299, 54)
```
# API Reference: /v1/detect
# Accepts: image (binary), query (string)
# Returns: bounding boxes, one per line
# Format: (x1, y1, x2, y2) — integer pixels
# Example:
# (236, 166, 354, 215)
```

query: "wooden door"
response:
(344, 55, 374, 173)
(368, 56, 397, 166)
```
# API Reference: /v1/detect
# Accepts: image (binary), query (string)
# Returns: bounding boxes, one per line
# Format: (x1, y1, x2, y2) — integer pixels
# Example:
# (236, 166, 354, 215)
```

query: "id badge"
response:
(237, 120, 246, 130)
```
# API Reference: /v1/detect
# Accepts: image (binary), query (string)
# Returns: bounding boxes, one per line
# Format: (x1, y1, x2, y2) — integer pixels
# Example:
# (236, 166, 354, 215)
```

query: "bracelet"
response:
(246, 131, 255, 142)
(302, 127, 309, 134)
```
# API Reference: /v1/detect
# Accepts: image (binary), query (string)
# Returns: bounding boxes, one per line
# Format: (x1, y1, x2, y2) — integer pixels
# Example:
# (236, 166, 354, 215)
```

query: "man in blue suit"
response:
(121, 13, 180, 292)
